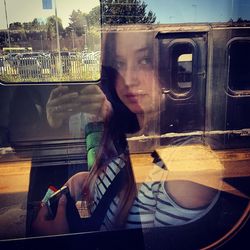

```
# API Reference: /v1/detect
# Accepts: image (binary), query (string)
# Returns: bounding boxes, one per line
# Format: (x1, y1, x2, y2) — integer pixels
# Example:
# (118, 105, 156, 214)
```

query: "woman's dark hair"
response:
(82, 32, 140, 228)
(100, 32, 140, 135)
(101, 66, 140, 133)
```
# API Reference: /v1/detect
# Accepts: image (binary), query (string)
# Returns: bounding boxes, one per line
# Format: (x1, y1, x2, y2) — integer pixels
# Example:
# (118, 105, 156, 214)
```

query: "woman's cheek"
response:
(140, 68, 154, 81)
(115, 76, 124, 92)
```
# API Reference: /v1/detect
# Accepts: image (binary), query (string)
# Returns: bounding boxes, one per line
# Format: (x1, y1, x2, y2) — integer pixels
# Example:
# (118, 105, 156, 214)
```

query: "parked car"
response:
(16, 53, 42, 78)
(82, 52, 99, 64)
(50, 51, 72, 73)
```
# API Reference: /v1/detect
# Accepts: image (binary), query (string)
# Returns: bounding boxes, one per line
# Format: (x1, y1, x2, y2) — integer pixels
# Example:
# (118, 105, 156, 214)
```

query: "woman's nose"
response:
(123, 65, 139, 87)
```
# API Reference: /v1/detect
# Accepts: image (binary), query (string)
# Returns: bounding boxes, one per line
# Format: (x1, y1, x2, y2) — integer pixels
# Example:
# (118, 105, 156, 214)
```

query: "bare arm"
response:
(164, 180, 217, 209)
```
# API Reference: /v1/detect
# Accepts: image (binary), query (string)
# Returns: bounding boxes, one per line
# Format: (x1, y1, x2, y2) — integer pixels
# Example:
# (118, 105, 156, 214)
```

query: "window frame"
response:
(226, 37, 250, 96)
(168, 39, 197, 99)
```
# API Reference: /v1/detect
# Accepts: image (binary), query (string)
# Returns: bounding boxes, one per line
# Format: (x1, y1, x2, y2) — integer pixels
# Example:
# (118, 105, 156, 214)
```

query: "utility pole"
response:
(71, 29, 75, 50)
(192, 4, 197, 22)
(231, 0, 234, 20)
(54, 0, 62, 75)
(3, 0, 11, 48)
(84, 25, 88, 51)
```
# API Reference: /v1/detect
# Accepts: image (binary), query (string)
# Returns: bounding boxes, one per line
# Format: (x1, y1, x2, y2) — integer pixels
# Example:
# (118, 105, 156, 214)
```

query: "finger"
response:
(37, 204, 49, 220)
(48, 111, 77, 124)
(49, 102, 80, 113)
(55, 194, 67, 221)
(78, 93, 105, 106)
(79, 85, 103, 95)
(48, 92, 79, 107)
(78, 103, 104, 114)
(50, 86, 69, 99)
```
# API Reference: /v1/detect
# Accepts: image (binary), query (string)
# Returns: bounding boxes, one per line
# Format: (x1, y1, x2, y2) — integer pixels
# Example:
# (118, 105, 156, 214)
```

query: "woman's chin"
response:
(129, 106, 144, 115)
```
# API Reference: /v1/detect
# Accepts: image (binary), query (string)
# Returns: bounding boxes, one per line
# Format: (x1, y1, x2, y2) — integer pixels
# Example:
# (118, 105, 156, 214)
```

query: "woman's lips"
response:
(125, 93, 145, 103)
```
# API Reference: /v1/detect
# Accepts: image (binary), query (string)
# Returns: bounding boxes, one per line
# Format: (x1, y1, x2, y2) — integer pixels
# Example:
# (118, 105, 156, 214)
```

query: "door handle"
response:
(162, 88, 170, 94)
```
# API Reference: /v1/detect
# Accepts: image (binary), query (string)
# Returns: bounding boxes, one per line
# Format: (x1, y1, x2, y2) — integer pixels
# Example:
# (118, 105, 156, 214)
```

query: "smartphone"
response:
(45, 185, 83, 232)
(46, 185, 69, 219)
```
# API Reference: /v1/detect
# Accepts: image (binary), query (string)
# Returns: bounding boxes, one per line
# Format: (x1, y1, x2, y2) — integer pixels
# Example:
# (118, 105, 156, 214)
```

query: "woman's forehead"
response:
(115, 32, 152, 55)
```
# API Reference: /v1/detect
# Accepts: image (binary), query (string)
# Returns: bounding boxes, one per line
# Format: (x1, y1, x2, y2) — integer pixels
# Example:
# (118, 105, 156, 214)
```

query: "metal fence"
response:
(0, 54, 100, 82)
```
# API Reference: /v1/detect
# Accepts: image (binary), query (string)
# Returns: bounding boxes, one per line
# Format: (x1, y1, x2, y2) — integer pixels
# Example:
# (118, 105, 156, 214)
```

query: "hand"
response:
(46, 85, 112, 128)
(77, 85, 112, 122)
(32, 194, 69, 236)
(46, 86, 80, 128)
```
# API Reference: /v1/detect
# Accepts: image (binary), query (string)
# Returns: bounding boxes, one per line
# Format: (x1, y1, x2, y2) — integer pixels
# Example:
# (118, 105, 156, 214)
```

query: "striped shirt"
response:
(90, 154, 219, 231)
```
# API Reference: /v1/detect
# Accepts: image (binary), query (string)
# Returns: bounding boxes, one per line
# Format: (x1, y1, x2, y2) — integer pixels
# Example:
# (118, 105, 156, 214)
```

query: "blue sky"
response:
(0, 0, 250, 29)
(0, 0, 99, 29)
(146, 0, 250, 23)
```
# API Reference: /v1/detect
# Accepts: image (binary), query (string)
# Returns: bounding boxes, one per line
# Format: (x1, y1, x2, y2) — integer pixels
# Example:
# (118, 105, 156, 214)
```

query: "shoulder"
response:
(163, 180, 219, 210)
(96, 154, 127, 187)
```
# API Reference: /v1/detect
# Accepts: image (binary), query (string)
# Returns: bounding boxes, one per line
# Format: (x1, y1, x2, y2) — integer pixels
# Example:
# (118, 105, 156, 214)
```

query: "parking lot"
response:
(0, 51, 100, 82)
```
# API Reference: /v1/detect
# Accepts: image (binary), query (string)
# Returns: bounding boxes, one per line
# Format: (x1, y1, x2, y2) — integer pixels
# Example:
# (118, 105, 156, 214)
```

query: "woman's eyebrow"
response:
(135, 47, 150, 55)
(115, 55, 125, 60)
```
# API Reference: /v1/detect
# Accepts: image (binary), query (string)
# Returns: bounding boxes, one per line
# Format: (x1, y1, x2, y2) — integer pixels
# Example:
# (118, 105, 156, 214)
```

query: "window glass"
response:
(0, 0, 100, 83)
(228, 40, 250, 91)
(171, 43, 193, 94)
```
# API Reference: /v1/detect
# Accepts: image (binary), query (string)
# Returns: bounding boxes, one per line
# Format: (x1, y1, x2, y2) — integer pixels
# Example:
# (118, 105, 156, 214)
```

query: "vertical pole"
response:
(54, 0, 61, 75)
(231, 0, 234, 20)
(84, 25, 87, 51)
(40, 34, 43, 50)
(4, 0, 11, 48)
(192, 4, 197, 22)
(71, 29, 75, 50)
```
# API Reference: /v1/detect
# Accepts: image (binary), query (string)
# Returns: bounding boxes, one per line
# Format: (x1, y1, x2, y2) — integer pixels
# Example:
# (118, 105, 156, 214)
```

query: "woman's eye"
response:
(115, 61, 125, 69)
(139, 58, 152, 66)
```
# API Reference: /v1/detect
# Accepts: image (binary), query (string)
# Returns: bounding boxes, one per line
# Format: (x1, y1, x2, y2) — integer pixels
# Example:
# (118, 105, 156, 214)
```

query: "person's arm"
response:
(32, 172, 89, 236)
(164, 180, 217, 209)
(65, 172, 89, 201)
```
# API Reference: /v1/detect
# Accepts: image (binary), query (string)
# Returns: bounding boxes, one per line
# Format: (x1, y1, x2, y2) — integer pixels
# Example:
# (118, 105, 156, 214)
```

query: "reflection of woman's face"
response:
(114, 32, 161, 115)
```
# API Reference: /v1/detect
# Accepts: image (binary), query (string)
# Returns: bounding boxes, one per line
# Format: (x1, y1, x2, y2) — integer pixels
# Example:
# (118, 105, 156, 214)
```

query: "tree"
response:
(88, 6, 101, 27)
(68, 10, 88, 37)
(23, 22, 32, 30)
(101, 0, 156, 25)
(31, 18, 40, 30)
(46, 16, 64, 40)
(9, 22, 23, 30)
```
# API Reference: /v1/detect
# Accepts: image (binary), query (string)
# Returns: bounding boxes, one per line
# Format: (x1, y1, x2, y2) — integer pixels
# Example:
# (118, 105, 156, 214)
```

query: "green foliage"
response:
(9, 22, 23, 30)
(88, 6, 101, 27)
(0, 2, 156, 52)
(101, 0, 156, 25)
(68, 10, 88, 36)
(67, 6, 100, 37)
(31, 18, 40, 30)
(87, 26, 101, 50)
(46, 15, 64, 40)
(66, 6, 101, 50)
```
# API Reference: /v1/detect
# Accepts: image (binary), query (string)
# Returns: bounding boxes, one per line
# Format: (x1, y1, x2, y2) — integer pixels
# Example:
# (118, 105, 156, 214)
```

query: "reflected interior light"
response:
(155, 145, 224, 192)
(178, 53, 193, 62)
(156, 144, 223, 171)
(131, 144, 226, 193)
(0, 160, 31, 194)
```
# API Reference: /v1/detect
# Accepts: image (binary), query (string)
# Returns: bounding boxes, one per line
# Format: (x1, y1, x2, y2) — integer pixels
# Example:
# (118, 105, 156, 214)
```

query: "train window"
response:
(0, 0, 101, 84)
(177, 53, 192, 88)
(171, 43, 193, 94)
(228, 40, 250, 91)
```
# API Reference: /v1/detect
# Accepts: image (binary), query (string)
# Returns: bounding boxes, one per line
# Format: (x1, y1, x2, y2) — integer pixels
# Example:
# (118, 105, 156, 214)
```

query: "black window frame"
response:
(168, 39, 197, 99)
(227, 37, 250, 95)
